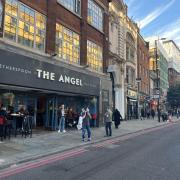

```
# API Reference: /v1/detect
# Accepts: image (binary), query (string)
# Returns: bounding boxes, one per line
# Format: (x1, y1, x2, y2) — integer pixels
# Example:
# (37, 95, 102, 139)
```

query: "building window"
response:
(4, 0, 46, 51)
(56, 23, 80, 64)
(139, 65, 141, 74)
(87, 0, 103, 31)
(57, 0, 81, 15)
(87, 40, 103, 72)
(126, 67, 135, 85)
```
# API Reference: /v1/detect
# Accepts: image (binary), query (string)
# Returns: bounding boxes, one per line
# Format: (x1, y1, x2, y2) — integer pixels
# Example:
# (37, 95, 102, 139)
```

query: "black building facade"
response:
(0, 0, 112, 130)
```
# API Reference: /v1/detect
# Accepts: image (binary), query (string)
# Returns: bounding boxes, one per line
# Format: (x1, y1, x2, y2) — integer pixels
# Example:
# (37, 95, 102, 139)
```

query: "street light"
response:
(155, 38, 166, 122)
(136, 78, 141, 119)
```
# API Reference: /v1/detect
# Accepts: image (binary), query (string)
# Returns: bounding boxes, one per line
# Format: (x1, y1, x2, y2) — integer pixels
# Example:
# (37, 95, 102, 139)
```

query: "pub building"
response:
(0, 0, 112, 130)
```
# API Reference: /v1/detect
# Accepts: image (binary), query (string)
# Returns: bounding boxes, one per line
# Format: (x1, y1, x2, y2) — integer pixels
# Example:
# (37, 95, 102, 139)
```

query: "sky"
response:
(124, 0, 180, 47)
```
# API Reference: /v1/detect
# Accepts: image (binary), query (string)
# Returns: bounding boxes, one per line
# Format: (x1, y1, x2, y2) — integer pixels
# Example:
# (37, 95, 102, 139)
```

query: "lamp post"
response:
(155, 39, 161, 122)
(136, 78, 141, 119)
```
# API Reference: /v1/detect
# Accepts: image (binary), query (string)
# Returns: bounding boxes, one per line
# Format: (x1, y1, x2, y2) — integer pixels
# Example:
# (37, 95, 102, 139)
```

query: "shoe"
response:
(88, 138, 91, 141)
(82, 139, 85, 142)
(58, 130, 61, 133)
(63, 130, 66, 133)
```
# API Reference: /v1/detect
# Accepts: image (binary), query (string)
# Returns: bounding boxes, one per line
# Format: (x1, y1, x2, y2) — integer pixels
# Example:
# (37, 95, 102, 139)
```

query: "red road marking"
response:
(0, 148, 88, 179)
(0, 121, 177, 179)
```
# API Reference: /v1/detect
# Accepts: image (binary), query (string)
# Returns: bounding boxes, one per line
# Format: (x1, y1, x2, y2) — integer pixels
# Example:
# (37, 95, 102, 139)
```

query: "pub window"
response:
(87, 40, 103, 72)
(87, 0, 103, 31)
(57, 0, 81, 15)
(56, 23, 80, 64)
(4, 0, 46, 51)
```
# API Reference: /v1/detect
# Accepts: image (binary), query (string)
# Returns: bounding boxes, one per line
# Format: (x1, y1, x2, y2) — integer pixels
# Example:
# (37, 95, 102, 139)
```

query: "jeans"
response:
(59, 116, 65, 132)
(82, 124, 91, 140)
(105, 122, 112, 136)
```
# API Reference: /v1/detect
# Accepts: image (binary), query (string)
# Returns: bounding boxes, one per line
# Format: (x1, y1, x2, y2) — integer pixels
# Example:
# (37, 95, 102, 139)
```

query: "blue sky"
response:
(124, 0, 180, 46)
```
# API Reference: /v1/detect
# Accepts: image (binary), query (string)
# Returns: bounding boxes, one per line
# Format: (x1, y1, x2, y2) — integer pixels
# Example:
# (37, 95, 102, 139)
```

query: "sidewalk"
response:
(0, 118, 179, 170)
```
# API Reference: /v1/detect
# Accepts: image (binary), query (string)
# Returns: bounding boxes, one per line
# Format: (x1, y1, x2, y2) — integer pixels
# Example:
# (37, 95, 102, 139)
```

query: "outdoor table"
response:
(10, 113, 24, 137)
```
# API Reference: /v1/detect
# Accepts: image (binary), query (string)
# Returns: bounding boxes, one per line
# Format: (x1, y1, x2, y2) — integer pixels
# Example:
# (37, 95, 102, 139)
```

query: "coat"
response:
(82, 112, 91, 126)
(104, 109, 112, 123)
(113, 109, 122, 125)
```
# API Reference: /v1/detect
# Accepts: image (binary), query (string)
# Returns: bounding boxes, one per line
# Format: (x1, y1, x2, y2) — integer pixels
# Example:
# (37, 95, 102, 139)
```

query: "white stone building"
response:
(108, 0, 127, 118)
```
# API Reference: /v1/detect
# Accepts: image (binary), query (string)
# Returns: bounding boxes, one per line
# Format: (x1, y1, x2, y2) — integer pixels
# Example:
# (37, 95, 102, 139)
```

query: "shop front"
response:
(127, 89, 138, 120)
(0, 49, 100, 130)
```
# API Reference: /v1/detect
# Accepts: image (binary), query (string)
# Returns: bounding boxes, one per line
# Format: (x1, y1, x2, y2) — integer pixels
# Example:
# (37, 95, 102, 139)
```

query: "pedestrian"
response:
(113, 109, 122, 129)
(146, 109, 150, 119)
(82, 107, 91, 142)
(58, 104, 66, 133)
(151, 109, 155, 119)
(176, 108, 180, 119)
(168, 113, 172, 123)
(104, 107, 112, 137)
(77, 108, 86, 130)
(178, 109, 180, 119)
(157, 108, 161, 122)
(141, 108, 145, 120)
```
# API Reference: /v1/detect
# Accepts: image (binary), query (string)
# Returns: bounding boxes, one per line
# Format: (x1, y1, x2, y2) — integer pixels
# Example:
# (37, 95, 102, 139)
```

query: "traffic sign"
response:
(153, 95, 160, 99)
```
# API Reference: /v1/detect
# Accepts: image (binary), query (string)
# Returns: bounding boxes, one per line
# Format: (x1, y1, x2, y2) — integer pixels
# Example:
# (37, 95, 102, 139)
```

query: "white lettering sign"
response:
(36, 69, 55, 81)
(37, 69, 82, 86)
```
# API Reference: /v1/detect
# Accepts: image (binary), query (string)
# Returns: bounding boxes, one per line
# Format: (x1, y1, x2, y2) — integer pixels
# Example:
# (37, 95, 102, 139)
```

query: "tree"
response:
(167, 83, 180, 108)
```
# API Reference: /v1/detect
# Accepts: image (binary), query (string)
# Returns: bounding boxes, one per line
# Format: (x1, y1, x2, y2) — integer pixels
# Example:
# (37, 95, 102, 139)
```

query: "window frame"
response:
(57, 0, 81, 16)
(87, 0, 103, 32)
(56, 23, 80, 65)
(87, 40, 103, 72)
(3, 0, 46, 51)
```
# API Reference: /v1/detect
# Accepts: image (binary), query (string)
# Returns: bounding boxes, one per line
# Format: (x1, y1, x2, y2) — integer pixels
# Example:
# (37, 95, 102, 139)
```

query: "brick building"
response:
(0, 0, 112, 130)
(137, 33, 150, 114)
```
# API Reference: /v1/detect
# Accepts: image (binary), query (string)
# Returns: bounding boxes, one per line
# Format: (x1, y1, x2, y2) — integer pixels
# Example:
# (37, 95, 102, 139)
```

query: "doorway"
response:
(46, 97, 57, 130)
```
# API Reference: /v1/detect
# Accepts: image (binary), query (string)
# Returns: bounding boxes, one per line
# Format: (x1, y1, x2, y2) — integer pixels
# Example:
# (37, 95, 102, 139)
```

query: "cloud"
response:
(138, 0, 175, 29)
(156, 18, 180, 46)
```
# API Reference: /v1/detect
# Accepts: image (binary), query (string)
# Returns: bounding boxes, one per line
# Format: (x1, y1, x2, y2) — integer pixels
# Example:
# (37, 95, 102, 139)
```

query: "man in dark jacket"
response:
(113, 109, 122, 129)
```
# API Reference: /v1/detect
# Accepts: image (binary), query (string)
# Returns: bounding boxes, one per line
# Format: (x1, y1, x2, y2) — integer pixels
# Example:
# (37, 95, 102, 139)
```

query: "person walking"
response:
(104, 107, 113, 137)
(82, 107, 91, 142)
(176, 108, 180, 119)
(146, 109, 150, 119)
(58, 104, 66, 133)
(151, 109, 155, 119)
(113, 109, 122, 129)
(141, 108, 145, 120)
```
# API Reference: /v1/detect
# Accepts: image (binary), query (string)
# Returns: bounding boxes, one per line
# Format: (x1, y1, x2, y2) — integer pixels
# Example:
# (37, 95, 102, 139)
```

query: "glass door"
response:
(46, 97, 56, 130)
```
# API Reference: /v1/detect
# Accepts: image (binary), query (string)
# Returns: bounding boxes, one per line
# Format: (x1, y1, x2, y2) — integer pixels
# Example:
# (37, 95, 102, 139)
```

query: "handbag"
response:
(0, 116, 5, 125)
(77, 116, 83, 130)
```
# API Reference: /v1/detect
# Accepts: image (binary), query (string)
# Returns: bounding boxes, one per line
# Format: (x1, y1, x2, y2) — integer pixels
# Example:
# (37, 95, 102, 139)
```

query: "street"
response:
(1, 122, 180, 180)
